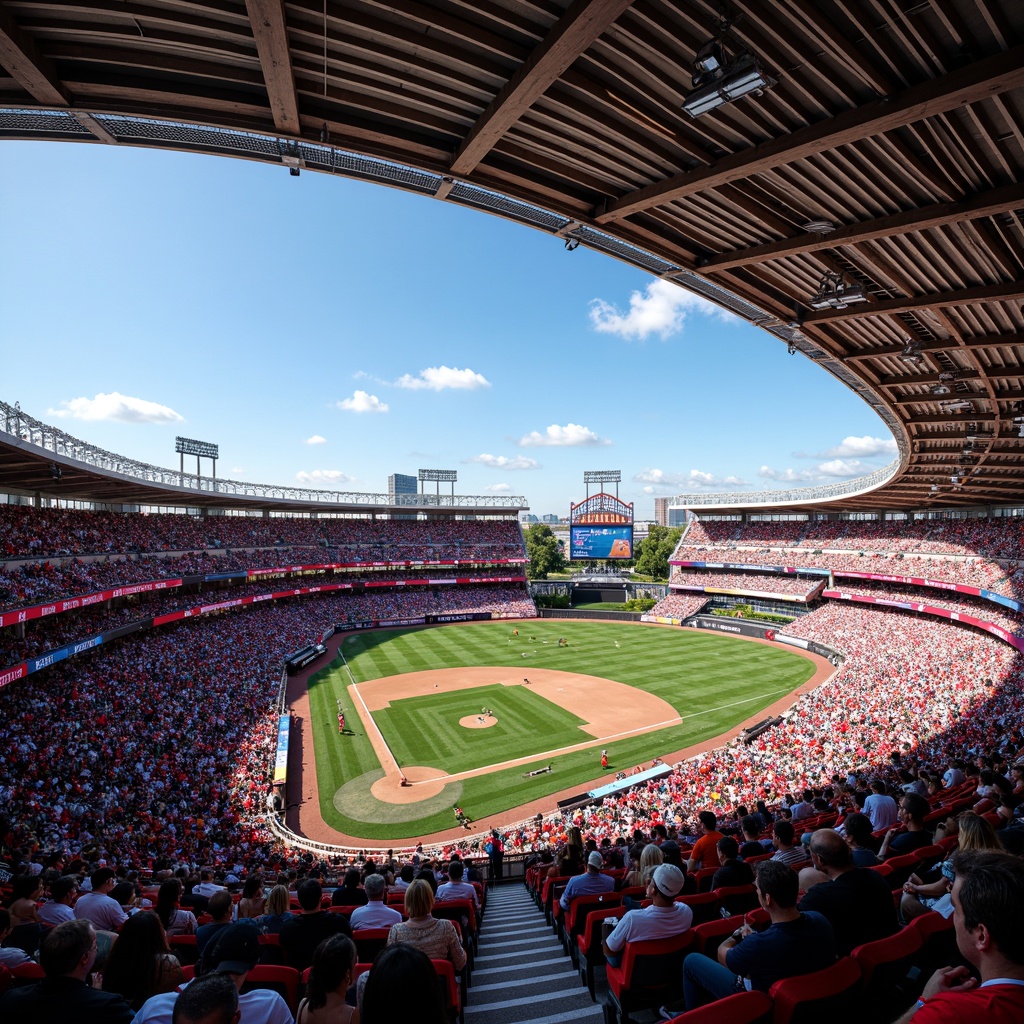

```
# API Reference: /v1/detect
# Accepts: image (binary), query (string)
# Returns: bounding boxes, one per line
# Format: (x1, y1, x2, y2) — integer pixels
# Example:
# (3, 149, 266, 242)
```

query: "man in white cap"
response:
(559, 851, 615, 912)
(602, 863, 693, 966)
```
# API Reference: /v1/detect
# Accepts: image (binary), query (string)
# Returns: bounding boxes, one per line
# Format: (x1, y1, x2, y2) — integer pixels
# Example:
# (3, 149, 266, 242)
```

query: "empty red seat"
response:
(768, 956, 862, 1024)
(664, 989, 773, 1023)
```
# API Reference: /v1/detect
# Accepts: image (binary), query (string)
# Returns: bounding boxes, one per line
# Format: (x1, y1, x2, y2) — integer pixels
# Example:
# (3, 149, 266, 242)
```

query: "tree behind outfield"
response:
(632, 525, 683, 581)
(524, 523, 565, 579)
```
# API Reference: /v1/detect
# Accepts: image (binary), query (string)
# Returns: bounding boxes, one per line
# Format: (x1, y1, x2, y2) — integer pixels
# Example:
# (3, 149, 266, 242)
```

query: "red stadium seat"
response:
(604, 931, 696, 1024)
(768, 956, 862, 1024)
(663, 989, 773, 1024)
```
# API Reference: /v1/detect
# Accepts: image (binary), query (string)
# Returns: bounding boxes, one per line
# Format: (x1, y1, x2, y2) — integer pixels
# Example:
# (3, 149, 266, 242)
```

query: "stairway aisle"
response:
(466, 883, 605, 1024)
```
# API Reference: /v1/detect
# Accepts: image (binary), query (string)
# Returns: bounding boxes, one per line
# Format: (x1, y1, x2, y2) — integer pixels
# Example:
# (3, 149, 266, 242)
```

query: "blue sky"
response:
(0, 141, 896, 519)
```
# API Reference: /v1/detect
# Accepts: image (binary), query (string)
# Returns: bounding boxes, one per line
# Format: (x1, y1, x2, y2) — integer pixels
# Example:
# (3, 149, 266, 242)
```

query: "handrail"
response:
(669, 459, 901, 508)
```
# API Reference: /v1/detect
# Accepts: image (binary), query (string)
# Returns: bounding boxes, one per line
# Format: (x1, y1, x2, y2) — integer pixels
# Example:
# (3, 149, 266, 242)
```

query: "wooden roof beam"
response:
(595, 43, 1024, 223)
(699, 183, 1024, 272)
(0, 5, 70, 106)
(450, 0, 634, 176)
(877, 369, 981, 387)
(244, 0, 300, 135)
(800, 280, 1023, 324)
(845, 331, 1024, 360)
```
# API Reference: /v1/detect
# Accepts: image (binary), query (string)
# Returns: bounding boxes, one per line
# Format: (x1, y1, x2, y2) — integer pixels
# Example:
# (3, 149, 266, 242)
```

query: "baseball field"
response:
(303, 620, 818, 841)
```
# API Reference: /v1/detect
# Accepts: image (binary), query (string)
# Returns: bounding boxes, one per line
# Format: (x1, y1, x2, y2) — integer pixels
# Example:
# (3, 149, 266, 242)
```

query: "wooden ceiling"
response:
(1, 0, 1023, 514)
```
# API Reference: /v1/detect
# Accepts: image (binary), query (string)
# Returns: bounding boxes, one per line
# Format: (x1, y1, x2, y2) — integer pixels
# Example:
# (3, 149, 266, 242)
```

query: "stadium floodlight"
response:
(583, 470, 621, 484)
(682, 51, 776, 117)
(930, 383, 951, 395)
(418, 469, 458, 482)
(807, 270, 867, 310)
(175, 436, 219, 459)
(899, 338, 924, 365)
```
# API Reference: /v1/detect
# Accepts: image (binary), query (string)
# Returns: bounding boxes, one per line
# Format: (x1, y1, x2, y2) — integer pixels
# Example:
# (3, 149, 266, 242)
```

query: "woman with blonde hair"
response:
(386, 879, 466, 971)
(623, 843, 664, 909)
(900, 811, 1002, 922)
(255, 883, 295, 934)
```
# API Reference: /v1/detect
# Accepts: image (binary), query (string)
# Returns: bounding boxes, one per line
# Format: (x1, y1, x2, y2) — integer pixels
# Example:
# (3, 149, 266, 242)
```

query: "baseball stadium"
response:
(2, 3, 1024, 1023)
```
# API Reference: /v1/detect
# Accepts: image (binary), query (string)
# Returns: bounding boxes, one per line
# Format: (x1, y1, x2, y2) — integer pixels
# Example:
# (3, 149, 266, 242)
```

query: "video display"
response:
(570, 525, 633, 560)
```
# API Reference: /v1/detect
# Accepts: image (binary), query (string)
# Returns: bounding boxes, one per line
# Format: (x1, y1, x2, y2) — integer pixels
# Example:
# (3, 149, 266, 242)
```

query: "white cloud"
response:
(484, 483, 512, 493)
(48, 391, 184, 424)
(295, 469, 354, 485)
(758, 466, 817, 483)
(588, 279, 730, 341)
(759, 459, 870, 483)
(796, 435, 898, 459)
(305, 434, 327, 445)
(635, 468, 747, 491)
(394, 366, 491, 391)
(815, 458, 871, 478)
(468, 453, 539, 470)
(337, 390, 389, 414)
(517, 423, 610, 447)
(230, 466, 245, 475)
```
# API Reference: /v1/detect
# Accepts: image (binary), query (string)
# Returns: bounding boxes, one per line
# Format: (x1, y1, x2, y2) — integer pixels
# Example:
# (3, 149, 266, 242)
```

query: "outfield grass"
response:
(306, 620, 816, 840)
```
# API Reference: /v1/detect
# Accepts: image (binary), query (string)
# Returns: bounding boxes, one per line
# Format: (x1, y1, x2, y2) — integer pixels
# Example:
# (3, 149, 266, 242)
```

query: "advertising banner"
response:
(0, 578, 184, 628)
(273, 716, 290, 785)
(570, 525, 633, 560)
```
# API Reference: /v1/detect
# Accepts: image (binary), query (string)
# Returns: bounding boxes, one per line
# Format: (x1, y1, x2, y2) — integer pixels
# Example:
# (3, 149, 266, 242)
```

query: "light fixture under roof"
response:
(808, 270, 867, 310)
(801, 219, 836, 234)
(899, 338, 924, 365)
(682, 31, 776, 118)
(940, 400, 975, 413)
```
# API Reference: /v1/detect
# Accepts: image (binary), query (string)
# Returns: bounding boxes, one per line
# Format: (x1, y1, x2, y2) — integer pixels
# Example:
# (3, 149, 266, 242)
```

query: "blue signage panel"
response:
(570, 525, 633, 560)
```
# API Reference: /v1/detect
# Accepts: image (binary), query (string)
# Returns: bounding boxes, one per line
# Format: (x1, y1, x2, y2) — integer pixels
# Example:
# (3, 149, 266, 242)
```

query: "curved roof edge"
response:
(0, 400, 526, 515)
(668, 459, 903, 512)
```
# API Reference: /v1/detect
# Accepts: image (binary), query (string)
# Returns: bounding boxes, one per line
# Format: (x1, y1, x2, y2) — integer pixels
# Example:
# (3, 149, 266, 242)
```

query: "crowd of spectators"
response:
(645, 593, 709, 620)
(0, 584, 535, 669)
(0, 568, 530, 666)
(667, 569, 823, 598)
(494, 603, 1023, 856)
(681, 515, 1024, 560)
(0, 505, 525, 562)
(824, 579, 1024, 636)
(674, 520, 1023, 601)
(5, 504, 1024, 894)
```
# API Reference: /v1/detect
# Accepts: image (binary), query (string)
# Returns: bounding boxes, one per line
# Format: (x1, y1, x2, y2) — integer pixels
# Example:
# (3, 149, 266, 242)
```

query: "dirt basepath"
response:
(284, 621, 834, 849)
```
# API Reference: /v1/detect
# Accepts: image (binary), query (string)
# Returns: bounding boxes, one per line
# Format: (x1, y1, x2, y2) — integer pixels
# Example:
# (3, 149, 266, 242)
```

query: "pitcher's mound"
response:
(459, 715, 496, 729)
(370, 766, 447, 803)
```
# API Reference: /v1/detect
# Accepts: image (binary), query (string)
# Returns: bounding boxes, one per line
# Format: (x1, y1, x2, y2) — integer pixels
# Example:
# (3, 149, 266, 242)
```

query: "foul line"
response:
(680, 686, 794, 721)
(342, 656, 402, 777)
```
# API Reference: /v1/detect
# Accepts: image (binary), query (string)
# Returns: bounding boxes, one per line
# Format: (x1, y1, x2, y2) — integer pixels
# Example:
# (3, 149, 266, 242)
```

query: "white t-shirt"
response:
(132, 982, 293, 1024)
(605, 902, 693, 952)
(38, 901, 75, 927)
(350, 901, 402, 928)
(74, 891, 128, 931)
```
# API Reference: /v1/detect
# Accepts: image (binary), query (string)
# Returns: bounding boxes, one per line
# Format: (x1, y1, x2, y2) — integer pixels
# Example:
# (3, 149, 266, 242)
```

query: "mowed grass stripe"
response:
(312, 622, 817, 839)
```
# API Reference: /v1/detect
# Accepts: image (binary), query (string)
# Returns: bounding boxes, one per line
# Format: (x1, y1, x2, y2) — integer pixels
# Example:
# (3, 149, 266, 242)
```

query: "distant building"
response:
(540, 514, 559, 524)
(520, 513, 539, 524)
(654, 497, 670, 526)
(388, 473, 418, 519)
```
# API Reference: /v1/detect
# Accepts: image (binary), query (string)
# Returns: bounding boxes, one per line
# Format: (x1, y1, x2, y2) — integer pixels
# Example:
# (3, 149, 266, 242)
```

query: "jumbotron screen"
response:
(570, 525, 634, 560)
